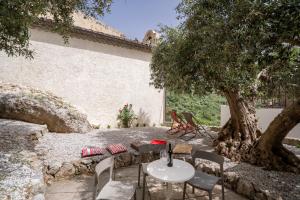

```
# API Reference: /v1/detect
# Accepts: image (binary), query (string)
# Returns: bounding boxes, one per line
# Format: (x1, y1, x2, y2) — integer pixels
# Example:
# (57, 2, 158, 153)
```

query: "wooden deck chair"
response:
(180, 112, 212, 140)
(167, 110, 187, 134)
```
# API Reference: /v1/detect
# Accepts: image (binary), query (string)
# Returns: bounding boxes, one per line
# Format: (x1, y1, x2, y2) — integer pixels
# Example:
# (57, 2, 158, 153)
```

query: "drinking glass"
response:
(160, 149, 167, 161)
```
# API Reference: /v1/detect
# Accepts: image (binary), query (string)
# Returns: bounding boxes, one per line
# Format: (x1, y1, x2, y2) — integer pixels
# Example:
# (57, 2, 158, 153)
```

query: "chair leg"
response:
(142, 173, 146, 200)
(134, 190, 137, 200)
(138, 164, 141, 187)
(209, 191, 213, 200)
(192, 186, 195, 194)
(222, 183, 225, 200)
(148, 186, 152, 200)
(182, 182, 187, 200)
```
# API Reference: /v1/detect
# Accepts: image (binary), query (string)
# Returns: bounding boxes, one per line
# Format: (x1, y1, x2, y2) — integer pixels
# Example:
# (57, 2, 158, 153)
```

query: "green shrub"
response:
(166, 92, 226, 126)
(117, 104, 137, 128)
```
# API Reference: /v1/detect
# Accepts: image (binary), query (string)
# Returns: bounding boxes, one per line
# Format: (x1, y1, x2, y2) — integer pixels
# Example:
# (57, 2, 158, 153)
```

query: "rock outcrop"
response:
(0, 82, 92, 133)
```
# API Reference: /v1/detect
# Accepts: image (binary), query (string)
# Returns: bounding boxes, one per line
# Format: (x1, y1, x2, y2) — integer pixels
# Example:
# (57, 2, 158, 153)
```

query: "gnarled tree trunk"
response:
(248, 98, 300, 173)
(214, 90, 260, 161)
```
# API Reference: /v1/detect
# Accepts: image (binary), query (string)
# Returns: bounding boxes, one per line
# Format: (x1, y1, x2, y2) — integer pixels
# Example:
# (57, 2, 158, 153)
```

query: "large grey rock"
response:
(31, 174, 45, 194)
(237, 179, 255, 198)
(47, 162, 61, 175)
(114, 152, 133, 168)
(0, 82, 92, 133)
(55, 162, 76, 179)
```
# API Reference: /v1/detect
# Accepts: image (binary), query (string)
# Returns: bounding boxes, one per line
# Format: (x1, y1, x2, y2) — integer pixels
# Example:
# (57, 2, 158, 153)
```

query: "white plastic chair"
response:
(95, 156, 136, 200)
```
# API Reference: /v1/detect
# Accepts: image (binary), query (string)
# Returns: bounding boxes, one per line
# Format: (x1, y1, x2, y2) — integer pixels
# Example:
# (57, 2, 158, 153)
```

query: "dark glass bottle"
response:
(167, 143, 173, 167)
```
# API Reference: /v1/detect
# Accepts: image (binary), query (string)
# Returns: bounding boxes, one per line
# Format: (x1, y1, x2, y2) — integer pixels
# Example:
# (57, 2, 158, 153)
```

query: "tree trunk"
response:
(248, 98, 300, 173)
(214, 90, 260, 161)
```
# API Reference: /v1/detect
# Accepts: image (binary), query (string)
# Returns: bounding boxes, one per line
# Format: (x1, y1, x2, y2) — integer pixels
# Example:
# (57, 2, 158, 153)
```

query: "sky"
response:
(101, 0, 181, 40)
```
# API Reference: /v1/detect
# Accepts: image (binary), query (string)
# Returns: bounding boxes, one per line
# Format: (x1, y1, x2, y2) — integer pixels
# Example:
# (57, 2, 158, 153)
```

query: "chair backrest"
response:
(170, 110, 183, 124)
(182, 112, 197, 127)
(138, 143, 166, 154)
(192, 150, 224, 166)
(95, 156, 114, 184)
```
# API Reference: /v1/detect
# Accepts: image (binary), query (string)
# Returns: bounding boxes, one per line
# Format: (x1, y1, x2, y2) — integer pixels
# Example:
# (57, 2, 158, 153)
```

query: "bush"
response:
(166, 92, 226, 126)
(117, 104, 137, 128)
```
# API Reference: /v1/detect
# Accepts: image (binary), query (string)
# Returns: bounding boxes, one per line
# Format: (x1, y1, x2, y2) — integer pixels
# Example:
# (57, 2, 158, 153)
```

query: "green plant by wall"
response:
(117, 104, 137, 128)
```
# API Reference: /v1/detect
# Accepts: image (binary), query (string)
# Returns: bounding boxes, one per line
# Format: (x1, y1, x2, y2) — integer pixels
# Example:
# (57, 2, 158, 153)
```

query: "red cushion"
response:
(81, 147, 105, 157)
(106, 144, 127, 155)
(150, 139, 167, 145)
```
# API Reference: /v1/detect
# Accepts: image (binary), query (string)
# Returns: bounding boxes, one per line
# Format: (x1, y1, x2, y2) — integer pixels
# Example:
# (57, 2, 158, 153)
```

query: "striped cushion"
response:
(106, 144, 127, 155)
(81, 147, 106, 157)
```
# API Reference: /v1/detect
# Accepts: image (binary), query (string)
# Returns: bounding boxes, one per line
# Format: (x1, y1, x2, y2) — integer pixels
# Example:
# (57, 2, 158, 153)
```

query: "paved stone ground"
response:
(46, 165, 246, 200)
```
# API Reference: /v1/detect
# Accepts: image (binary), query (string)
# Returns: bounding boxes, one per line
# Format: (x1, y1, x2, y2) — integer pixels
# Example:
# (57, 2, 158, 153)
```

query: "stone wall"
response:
(0, 28, 164, 127)
(221, 105, 300, 139)
(44, 151, 160, 184)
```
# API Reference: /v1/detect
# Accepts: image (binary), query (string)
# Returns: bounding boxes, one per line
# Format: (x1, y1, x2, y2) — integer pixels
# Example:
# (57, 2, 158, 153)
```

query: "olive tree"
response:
(0, 0, 112, 58)
(150, 0, 300, 172)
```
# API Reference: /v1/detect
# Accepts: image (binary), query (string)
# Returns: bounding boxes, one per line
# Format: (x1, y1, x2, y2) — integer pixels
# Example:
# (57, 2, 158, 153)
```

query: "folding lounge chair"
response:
(167, 110, 187, 134)
(180, 112, 212, 140)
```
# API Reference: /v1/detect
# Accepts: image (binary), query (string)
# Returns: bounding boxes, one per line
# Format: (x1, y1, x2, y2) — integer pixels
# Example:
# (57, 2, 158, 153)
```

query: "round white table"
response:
(147, 158, 195, 199)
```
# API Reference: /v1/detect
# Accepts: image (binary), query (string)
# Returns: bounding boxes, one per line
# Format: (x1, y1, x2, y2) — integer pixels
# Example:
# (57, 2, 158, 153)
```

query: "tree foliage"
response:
(151, 0, 300, 167)
(151, 0, 299, 99)
(0, 0, 112, 58)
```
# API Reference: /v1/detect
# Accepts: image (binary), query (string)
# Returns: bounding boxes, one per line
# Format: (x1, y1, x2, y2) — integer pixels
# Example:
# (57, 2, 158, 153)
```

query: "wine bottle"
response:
(167, 143, 173, 167)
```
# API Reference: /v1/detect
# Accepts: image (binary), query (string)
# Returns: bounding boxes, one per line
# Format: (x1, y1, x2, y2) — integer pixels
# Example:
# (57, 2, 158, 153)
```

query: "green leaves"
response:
(0, 0, 112, 58)
(117, 104, 136, 128)
(150, 0, 299, 100)
(166, 92, 226, 126)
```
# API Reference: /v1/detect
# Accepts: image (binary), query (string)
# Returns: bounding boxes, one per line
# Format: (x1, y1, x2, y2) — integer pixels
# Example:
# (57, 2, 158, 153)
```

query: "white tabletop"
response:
(147, 159, 195, 183)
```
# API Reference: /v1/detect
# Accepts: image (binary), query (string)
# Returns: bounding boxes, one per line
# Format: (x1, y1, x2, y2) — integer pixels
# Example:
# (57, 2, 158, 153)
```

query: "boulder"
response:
(31, 174, 45, 194)
(55, 162, 76, 179)
(0, 82, 92, 133)
(47, 161, 61, 175)
(237, 179, 255, 198)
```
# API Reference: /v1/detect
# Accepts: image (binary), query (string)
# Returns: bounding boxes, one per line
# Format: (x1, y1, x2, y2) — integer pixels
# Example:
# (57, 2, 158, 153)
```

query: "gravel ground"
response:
(36, 127, 214, 164)
(227, 161, 300, 200)
(0, 119, 45, 200)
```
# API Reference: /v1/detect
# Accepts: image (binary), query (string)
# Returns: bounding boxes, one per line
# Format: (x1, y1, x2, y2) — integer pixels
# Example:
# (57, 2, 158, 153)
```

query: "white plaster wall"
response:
(0, 28, 164, 127)
(221, 105, 300, 138)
